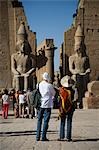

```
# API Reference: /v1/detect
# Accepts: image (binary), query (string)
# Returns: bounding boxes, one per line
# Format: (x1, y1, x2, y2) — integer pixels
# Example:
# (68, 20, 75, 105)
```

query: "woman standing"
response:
(2, 89, 10, 119)
(58, 75, 77, 141)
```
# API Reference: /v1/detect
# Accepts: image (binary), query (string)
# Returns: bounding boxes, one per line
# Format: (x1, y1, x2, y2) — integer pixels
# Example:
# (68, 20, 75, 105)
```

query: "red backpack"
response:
(59, 87, 72, 117)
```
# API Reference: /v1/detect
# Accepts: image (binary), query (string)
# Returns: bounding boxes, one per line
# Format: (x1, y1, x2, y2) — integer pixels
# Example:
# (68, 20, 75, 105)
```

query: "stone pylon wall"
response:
(0, 0, 36, 89)
(0, 0, 12, 89)
(62, 0, 99, 80)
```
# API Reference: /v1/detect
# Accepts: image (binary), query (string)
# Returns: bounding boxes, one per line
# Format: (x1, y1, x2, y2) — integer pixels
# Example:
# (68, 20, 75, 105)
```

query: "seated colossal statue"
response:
(69, 24, 90, 108)
(11, 23, 36, 91)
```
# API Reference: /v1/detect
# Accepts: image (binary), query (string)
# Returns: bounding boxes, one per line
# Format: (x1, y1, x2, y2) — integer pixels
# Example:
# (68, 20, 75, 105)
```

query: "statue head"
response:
(16, 40, 24, 52)
(74, 43, 81, 52)
(17, 22, 27, 41)
(16, 39, 31, 55)
(74, 24, 84, 52)
(16, 22, 32, 54)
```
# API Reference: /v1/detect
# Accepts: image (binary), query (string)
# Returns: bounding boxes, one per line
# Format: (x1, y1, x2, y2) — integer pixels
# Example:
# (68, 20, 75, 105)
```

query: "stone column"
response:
(45, 47, 54, 81)
(24, 75, 28, 91)
(37, 39, 57, 82)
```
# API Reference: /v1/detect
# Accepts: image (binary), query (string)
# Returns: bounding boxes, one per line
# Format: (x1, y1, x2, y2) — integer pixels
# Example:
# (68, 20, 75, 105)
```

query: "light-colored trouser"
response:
(19, 103, 25, 116)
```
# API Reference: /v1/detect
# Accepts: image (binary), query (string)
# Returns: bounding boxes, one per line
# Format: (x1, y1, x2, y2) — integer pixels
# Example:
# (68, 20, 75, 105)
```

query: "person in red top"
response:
(2, 89, 10, 119)
(58, 75, 76, 142)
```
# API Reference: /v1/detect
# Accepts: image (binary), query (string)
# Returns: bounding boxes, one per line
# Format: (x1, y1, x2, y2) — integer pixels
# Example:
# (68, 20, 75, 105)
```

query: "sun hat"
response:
(42, 72, 51, 82)
(60, 75, 73, 88)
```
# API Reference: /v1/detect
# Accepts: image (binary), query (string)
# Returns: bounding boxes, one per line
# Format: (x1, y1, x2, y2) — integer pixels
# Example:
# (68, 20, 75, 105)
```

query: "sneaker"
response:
(41, 138, 49, 141)
(57, 138, 64, 141)
(66, 138, 72, 142)
(36, 138, 40, 141)
(26, 115, 29, 118)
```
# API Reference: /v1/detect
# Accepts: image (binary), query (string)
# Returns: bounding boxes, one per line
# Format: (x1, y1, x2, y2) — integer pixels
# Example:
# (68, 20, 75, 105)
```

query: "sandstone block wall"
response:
(62, 0, 99, 80)
(0, 0, 12, 89)
(0, 0, 36, 89)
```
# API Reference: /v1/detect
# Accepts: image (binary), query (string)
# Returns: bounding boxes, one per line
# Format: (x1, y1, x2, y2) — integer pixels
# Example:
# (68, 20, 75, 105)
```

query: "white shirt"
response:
(19, 94, 25, 104)
(39, 80, 56, 108)
(2, 94, 9, 104)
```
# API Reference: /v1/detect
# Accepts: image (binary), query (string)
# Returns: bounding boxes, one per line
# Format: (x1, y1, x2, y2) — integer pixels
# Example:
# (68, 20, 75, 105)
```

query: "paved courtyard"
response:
(0, 109, 99, 150)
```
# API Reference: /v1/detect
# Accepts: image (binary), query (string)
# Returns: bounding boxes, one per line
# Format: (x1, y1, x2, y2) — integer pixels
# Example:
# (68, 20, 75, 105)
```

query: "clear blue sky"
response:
(20, 0, 78, 71)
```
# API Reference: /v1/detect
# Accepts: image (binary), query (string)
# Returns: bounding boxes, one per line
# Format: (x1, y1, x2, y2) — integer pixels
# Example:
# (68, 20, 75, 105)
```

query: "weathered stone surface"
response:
(83, 96, 99, 109)
(62, 0, 99, 81)
(37, 39, 56, 82)
(0, 0, 12, 89)
(83, 81, 99, 109)
(0, 0, 36, 89)
(11, 23, 36, 91)
(0, 109, 99, 150)
(87, 81, 99, 96)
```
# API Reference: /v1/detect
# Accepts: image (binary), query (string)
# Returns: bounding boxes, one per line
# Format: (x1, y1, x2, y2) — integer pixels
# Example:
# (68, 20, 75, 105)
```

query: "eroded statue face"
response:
(74, 43, 83, 54)
(16, 40, 31, 54)
(20, 42, 25, 53)
(16, 40, 25, 52)
(19, 40, 26, 53)
(74, 44, 81, 52)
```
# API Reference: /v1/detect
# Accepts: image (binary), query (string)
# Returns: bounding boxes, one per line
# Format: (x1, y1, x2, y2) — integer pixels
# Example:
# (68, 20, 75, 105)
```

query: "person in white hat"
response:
(58, 75, 76, 142)
(36, 72, 56, 141)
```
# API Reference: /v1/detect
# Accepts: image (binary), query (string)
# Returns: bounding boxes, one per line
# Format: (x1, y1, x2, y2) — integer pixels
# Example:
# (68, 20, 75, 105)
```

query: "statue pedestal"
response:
(83, 81, 99, 109)
(83, 95, 99, 109)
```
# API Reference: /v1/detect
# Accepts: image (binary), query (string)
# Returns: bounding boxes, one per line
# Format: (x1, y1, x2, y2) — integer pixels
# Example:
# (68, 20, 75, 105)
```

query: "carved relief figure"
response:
(69, 24, 90, 108)
(11, 23, 36, 91)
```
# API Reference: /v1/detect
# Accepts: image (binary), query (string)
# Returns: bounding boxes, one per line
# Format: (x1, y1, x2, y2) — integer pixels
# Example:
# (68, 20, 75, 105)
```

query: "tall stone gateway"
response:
(61, 0, 99, 80)
(0, 0, 36, 89)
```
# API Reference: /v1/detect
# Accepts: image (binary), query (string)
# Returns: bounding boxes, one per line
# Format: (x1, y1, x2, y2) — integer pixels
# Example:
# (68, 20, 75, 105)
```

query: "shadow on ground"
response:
(73, 138, 99, 142)
(0, 130, 58, 137)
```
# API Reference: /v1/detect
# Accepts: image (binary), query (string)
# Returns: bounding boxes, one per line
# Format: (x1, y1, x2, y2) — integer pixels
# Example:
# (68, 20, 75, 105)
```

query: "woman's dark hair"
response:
(3, 89, 8, 95)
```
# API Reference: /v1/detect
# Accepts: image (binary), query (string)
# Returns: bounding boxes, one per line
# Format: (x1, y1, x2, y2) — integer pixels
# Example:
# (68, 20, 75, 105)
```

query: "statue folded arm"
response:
(26, 68, 35, 75)
(69, 55, 91, 76)
(69, 55, 79, 75)
(79, 68, 90, 75)
(22, 68, 36, 77)
(11, 54, 20, 75)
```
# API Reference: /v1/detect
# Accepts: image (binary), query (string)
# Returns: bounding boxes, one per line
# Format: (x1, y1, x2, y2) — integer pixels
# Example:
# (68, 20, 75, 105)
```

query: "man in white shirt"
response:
(36, 72, 56, 141)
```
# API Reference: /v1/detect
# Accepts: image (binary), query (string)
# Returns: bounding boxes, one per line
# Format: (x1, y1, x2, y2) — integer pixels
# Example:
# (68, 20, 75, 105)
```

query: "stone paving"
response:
(0, 109, 99, 150)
